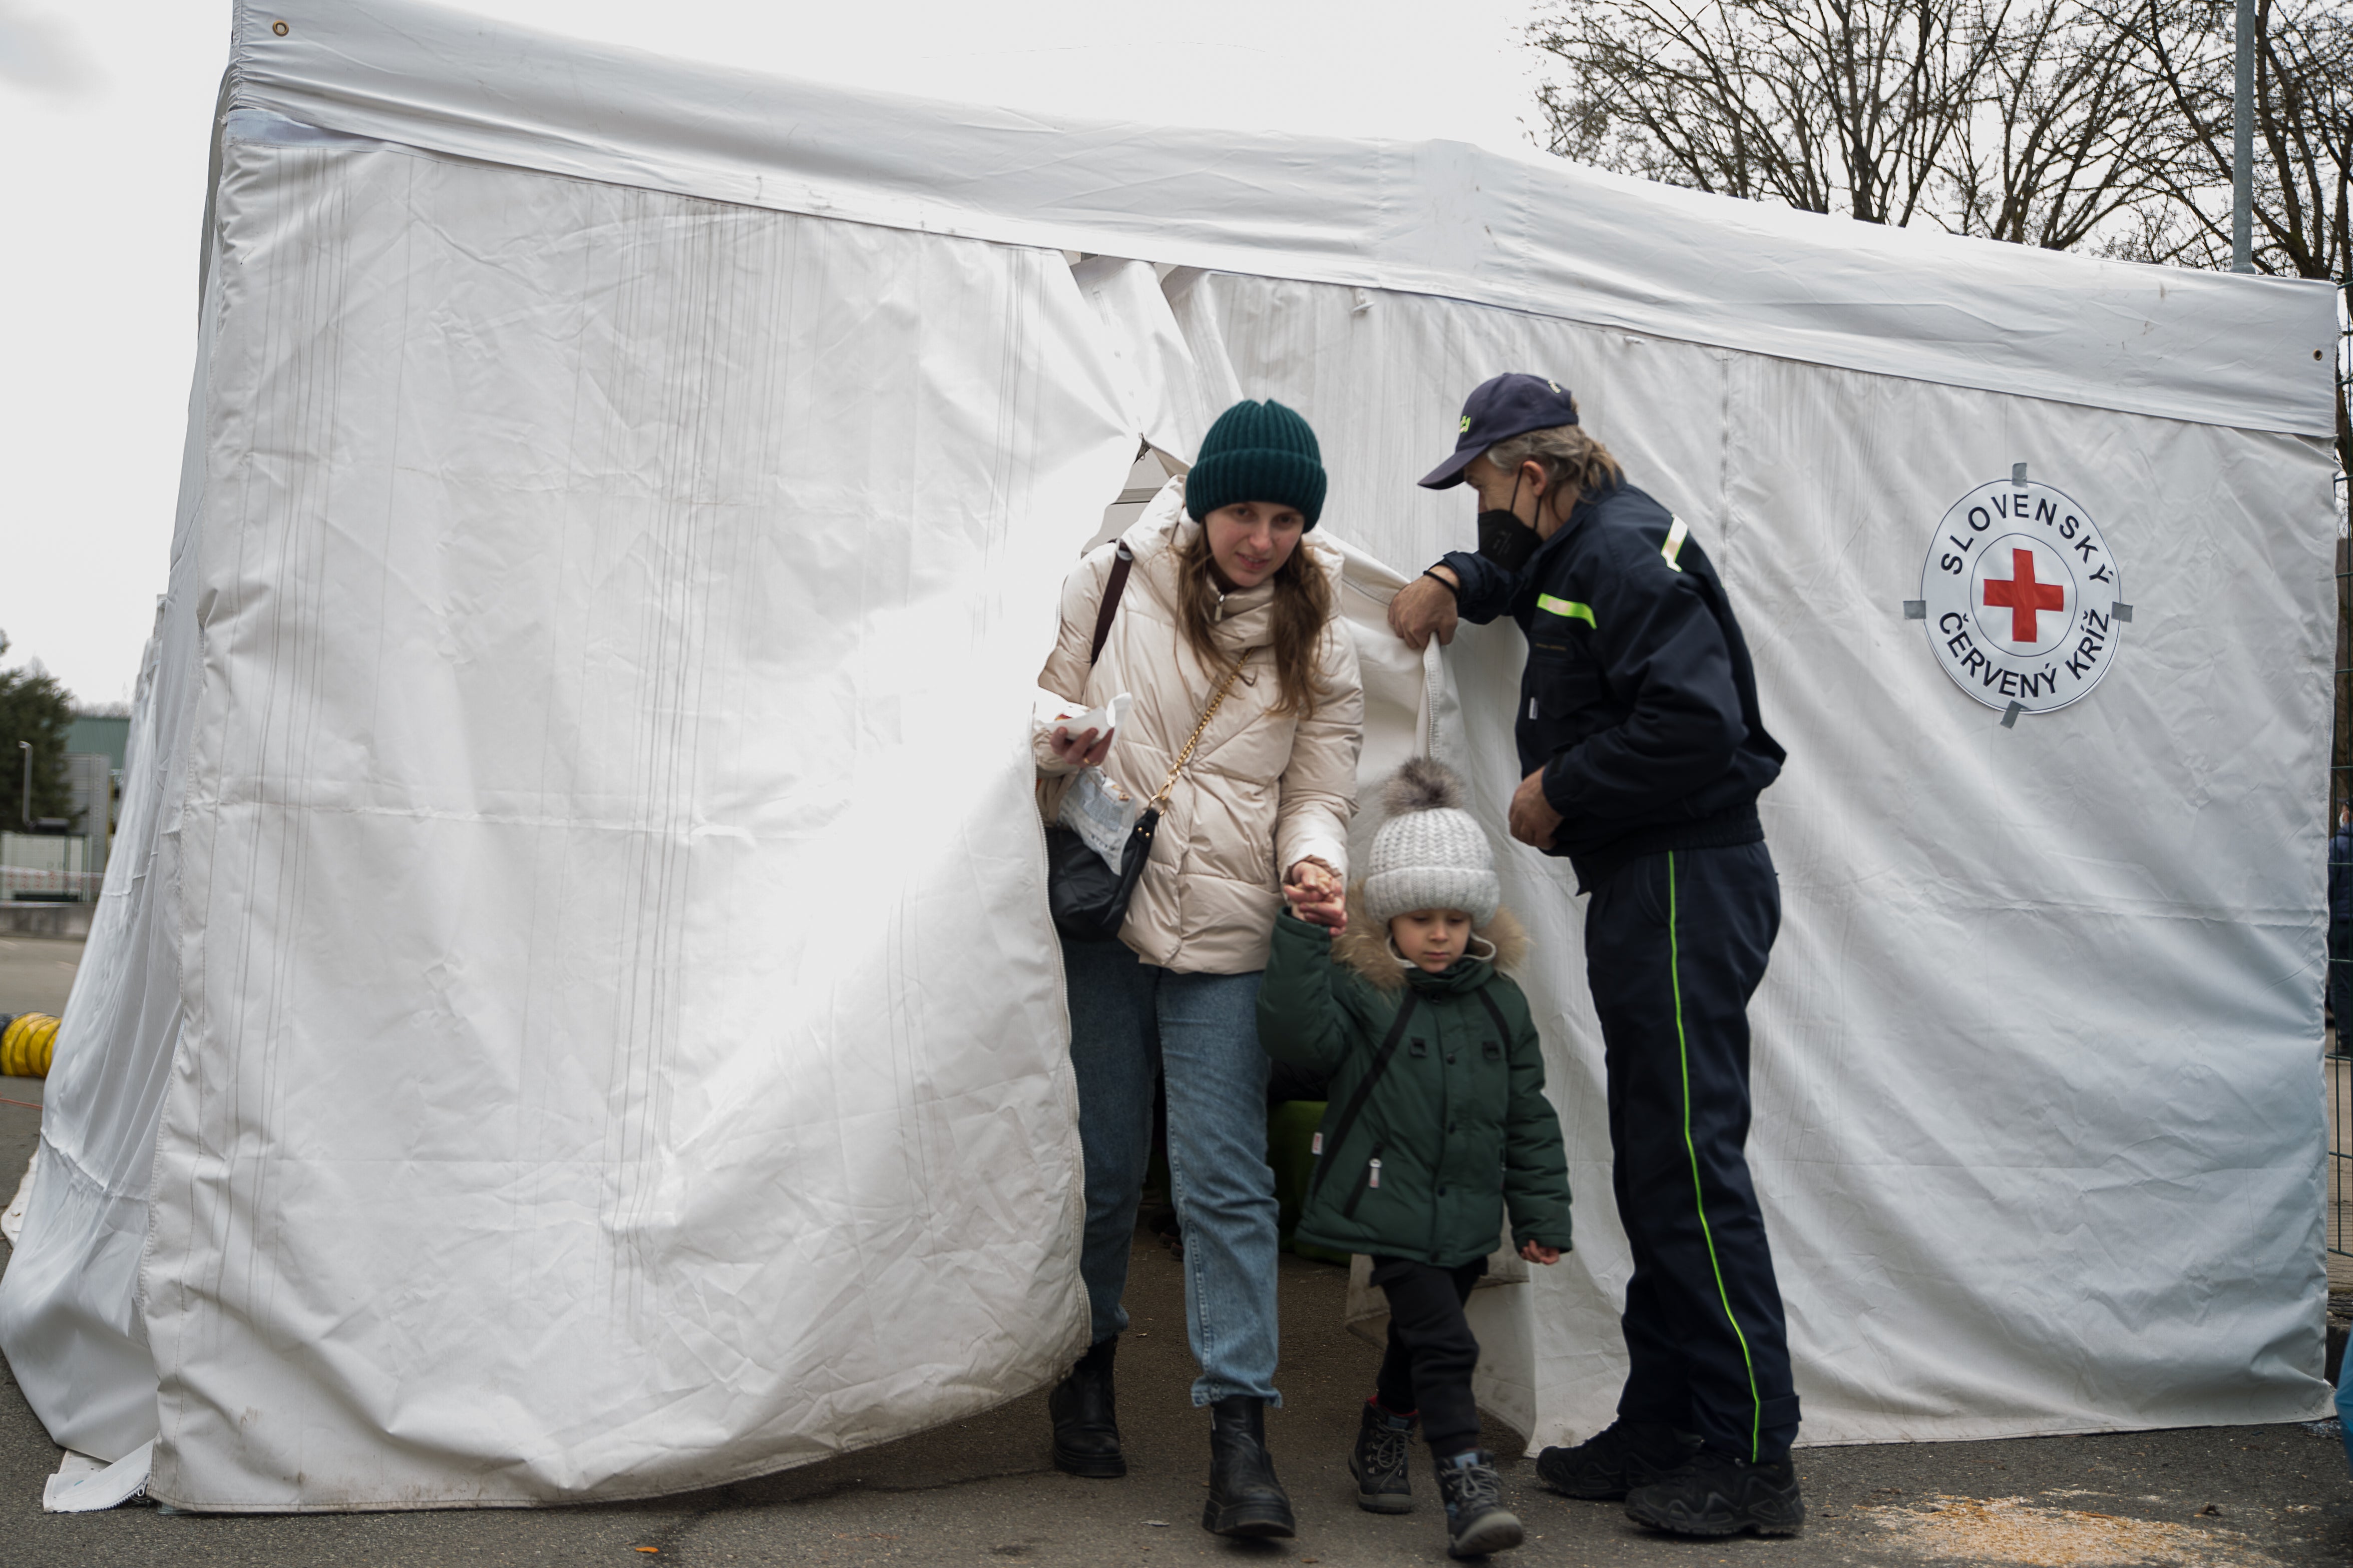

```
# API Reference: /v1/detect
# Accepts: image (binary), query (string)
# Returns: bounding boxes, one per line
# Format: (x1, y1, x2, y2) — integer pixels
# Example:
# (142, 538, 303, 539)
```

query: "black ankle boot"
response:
(1349, 1398, 1417, 1513)
(1047, 1338, 1125, 1478)
(1200, 1396, 1296, 1538)
(1534, 1417, 1699, 1500)
(1434, 1449, 1523, 1558)
(1624, 1448, 1804, 1537)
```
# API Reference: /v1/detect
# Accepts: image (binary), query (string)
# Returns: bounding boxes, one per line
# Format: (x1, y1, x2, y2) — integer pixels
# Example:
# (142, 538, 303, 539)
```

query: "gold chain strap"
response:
(1147, 658, 1247, 812)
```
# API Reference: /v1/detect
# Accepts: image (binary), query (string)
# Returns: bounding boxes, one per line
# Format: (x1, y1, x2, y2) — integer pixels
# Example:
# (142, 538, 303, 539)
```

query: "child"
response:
(1258, 757, 1573, 1559)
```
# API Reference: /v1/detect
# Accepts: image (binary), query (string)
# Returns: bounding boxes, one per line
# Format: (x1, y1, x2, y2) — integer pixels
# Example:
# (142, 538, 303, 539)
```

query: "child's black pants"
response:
(1370, 1255, 1488, 1457)
(1584, 841, 1800, 1461)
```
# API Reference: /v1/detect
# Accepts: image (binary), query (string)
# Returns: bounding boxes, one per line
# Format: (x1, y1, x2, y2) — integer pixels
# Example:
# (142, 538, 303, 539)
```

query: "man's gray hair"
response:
(1484, 422, 1623, 498)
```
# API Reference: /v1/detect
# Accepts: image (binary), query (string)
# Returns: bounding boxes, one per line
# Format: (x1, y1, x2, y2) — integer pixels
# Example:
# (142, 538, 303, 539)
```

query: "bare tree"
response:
(2110, 0, 2352, 281)
(1531, 0, 2178, 240)
(1532, 0, 2349, 467)
(1532, 0, 1994, 225)
(2104, 0, 2350, 471)
(1941, 1, 2187, 249)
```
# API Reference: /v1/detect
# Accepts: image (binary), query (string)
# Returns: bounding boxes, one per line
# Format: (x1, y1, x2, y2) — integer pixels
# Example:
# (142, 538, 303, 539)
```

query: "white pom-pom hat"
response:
(1360, 757, 1500, 927)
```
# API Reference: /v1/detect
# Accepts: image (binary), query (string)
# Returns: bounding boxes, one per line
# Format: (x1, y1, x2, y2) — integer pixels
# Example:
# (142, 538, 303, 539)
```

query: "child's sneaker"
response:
(1434, 1449, 1522, 1557)
(1348, 1399, 1417, 1512)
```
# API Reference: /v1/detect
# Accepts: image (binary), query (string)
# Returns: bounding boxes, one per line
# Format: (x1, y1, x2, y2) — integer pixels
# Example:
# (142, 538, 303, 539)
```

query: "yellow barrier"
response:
(2, 1012, 59, 1079)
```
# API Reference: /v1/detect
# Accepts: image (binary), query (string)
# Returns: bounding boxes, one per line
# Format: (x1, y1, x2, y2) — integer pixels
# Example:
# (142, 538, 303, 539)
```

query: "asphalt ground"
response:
(0, 935, 83, 1021)
(1, 942, 2350, 1564)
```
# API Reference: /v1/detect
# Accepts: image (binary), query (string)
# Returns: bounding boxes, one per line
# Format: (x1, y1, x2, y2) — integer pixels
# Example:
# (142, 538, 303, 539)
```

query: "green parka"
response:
(1256, 899, 1573, 1268)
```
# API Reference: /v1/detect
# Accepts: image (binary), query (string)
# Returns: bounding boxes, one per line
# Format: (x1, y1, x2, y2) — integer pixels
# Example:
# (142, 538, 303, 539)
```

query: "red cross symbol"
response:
(1981, 548, 2065, 643)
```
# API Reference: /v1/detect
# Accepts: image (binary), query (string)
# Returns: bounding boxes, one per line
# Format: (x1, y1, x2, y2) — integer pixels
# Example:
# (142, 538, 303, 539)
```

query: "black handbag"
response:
(1046, 543, 1244, 942)
(1045, 810, 1160, 942)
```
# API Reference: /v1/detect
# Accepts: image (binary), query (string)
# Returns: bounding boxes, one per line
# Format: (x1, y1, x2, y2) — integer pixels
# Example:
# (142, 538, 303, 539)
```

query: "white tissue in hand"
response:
(1037, 691, 1131, 744)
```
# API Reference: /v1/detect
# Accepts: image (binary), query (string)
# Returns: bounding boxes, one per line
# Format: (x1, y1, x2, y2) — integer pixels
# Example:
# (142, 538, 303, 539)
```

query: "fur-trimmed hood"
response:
(1330, 882, 1528, 991)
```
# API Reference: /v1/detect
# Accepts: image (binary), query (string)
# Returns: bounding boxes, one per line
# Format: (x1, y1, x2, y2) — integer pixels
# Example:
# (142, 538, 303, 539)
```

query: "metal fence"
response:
(0, 866, 105, 902)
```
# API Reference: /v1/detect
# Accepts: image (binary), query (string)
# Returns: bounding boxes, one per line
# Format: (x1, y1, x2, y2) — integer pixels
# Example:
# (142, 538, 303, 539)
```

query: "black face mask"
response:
(1474, 471, 1542, 572)
(1476, 508, 1542, 572)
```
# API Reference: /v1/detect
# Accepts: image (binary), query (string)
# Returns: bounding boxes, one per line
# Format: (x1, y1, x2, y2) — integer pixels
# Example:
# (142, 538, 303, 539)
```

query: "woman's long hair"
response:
(1172, 526, 1334, 721)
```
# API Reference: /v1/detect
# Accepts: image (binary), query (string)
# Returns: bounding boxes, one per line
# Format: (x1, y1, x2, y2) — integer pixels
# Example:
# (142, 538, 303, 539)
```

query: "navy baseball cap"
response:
(1417, 373, 1580, 489)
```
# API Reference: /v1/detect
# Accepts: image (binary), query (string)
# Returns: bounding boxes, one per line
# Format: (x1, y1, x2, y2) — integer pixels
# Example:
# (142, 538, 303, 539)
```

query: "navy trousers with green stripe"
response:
(1585, 841, 1799, 1461)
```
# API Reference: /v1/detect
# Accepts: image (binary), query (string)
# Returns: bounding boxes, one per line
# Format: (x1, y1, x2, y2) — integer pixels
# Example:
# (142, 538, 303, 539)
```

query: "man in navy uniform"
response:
(1387, 374, 1801, 1538)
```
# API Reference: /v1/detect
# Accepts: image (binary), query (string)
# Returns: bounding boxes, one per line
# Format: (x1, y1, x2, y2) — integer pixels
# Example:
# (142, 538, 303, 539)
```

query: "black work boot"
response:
(1624, 1447, 1804, 1537)
(1434, 1449, 1523, 1557)
(1200, 1396, 1296, 1538)
(1533, 1417, 1698, 1500)
(1047, 1338, 1125, 1478)
(1348, 1398, 1417, 1513)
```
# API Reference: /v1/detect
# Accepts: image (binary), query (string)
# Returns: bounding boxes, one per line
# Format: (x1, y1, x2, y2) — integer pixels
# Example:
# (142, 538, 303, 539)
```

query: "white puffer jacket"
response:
(1036, 482, 1364, 974)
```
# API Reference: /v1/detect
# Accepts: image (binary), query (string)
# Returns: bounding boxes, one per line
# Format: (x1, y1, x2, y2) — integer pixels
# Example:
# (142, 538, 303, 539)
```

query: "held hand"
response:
(1049, 724, 1114, 769)
(1282, 877, 1349, 934)
(1283, 857, 1347, 930)
(1507, 768, 1562, 851)
(1388, 574, 1459, 652)
(1518, 1241, 1561, 1266)
(1285, 857, 1342, 900)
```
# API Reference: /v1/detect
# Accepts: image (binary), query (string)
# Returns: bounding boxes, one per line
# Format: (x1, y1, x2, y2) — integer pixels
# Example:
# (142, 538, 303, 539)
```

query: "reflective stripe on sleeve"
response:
(1662, 516, 1689, 572)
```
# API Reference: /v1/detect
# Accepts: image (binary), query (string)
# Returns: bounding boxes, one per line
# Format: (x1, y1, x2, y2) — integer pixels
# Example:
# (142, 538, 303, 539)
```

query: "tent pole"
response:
(2232, 0, 2255, 272)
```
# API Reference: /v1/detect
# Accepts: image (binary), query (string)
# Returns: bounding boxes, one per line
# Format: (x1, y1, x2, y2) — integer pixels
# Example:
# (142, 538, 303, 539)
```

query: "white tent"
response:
(1, 0, 2341, 1512)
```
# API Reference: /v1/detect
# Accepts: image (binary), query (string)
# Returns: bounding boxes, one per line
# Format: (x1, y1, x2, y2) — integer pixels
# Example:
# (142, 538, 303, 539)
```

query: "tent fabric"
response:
(1163, 270, 2340, 1443)
(0, 343, 219, 1463)
(10, 112, 1141, 1505)
(0, 0, 2336, 1511)
(219, 1, 2341, 443)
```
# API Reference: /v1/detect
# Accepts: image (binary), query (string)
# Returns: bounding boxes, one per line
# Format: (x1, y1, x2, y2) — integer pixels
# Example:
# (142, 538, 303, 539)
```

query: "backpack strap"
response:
(1308, 992, 1420, 1198)
(1475, 991, 1512, 1045)
(1087, 542, 1135, 666)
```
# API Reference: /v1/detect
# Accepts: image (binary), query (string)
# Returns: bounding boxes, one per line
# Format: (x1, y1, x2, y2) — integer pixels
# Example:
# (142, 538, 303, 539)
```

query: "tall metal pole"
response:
(18, 741, 29, 829)
(2233, 0, 2256, 272)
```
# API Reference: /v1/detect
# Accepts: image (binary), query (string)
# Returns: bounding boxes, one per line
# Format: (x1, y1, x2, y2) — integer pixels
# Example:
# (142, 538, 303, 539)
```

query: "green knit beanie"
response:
(1185, 398, 1327, 530)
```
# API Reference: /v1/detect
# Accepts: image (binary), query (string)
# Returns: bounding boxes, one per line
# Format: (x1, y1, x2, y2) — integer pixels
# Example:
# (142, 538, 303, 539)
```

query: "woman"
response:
(1034, 399, 1363, 1539)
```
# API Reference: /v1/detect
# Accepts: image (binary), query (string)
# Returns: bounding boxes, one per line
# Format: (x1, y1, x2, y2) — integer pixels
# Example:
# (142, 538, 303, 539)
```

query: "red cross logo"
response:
(1981, 548, 2065, 643)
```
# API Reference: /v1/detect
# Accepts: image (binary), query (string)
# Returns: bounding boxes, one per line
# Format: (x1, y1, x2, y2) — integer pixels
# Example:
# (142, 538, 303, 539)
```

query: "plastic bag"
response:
(1056, 767, 1140, 872)
(1037, 690, 1137, 872)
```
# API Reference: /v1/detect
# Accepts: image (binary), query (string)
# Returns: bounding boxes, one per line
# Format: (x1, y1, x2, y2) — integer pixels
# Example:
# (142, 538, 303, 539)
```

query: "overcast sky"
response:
(0, 0, 1542, 707)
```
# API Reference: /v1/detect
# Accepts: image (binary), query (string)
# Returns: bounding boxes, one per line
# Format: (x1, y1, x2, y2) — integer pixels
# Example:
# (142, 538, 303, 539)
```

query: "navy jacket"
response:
(1443, 480, 1783, 890)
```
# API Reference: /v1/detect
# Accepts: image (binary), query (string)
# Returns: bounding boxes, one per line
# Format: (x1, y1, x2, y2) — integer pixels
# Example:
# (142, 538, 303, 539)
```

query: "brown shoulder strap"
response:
(1087, 542, 1135, 666)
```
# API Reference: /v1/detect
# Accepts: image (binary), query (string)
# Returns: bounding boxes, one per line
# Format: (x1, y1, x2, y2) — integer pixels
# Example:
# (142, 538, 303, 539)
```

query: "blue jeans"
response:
(1062, 937, 1281, 1406)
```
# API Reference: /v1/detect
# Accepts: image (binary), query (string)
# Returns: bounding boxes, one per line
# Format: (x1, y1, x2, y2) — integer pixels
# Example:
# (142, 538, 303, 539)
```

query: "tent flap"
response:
(131, 128, 1131, 1508)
